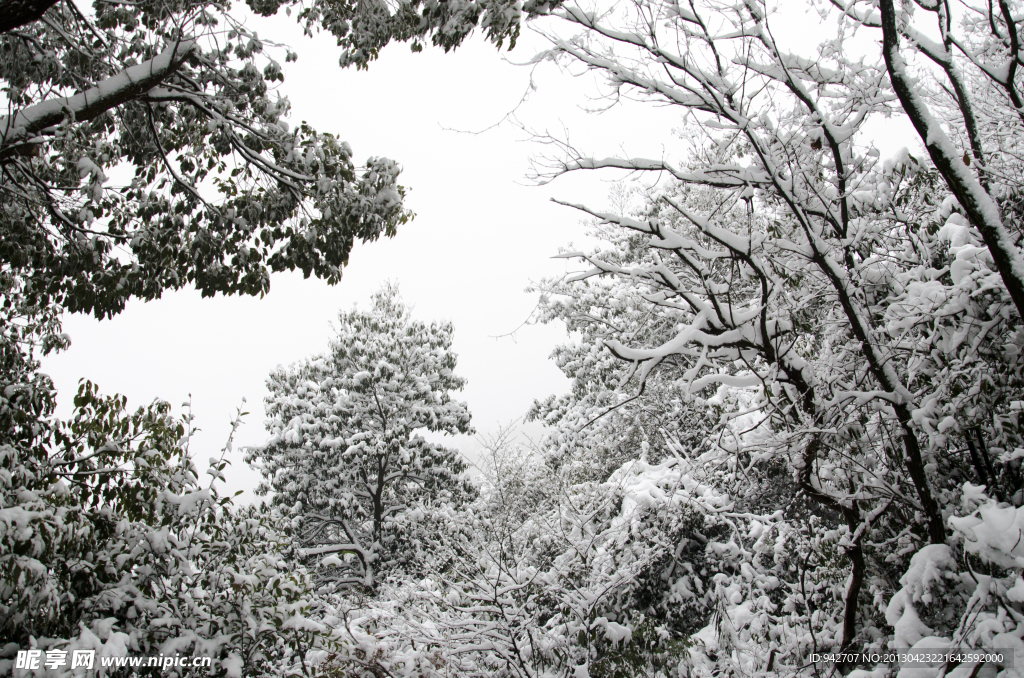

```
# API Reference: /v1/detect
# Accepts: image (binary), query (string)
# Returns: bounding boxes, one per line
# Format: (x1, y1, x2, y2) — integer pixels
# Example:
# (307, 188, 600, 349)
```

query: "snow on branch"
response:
(0, 40, 196, 159)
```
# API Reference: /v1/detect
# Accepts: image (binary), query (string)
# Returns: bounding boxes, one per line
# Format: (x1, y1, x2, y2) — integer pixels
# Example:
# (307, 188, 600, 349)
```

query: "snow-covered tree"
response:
(527, 188, 723, 483)
(517, 0, 1024, 670)
(248, 285, 474, 588)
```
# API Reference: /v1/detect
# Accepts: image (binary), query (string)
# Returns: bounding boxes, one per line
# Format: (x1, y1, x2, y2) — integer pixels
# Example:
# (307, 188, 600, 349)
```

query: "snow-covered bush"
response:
(877, 485, 1024, 678)
(303, 433, 882, 677)
(0, 375, 327, 677)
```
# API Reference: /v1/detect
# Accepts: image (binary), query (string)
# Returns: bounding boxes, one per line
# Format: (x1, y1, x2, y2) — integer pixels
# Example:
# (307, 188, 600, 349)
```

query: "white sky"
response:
(39, 16, 686, 500)
(39, 4, 915, 501)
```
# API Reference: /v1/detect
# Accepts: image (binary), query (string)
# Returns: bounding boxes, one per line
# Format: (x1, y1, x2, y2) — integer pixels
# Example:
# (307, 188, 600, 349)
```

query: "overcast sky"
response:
(39, 5, 913, 501)
(39, 15, 688, 500)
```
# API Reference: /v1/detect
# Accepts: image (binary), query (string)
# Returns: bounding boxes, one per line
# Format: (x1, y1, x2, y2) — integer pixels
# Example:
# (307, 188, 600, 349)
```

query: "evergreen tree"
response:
(248, 285, 474, 587)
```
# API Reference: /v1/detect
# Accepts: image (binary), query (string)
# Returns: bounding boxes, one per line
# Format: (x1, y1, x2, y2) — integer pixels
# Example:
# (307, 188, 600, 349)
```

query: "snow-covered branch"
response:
(0, 40, 196, 159)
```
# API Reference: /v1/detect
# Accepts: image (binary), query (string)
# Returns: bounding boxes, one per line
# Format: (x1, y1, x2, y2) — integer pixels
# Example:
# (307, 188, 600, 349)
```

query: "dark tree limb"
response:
(799, 435, 865, 655)
(0, 0, 61, 34)
(966, 436, 993, 489)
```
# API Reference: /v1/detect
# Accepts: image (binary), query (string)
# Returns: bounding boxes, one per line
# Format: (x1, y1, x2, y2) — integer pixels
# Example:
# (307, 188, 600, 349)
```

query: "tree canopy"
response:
(0, 0, 564, 322)
(517, 0, 1024, 672)
(0, 0, 416, 321)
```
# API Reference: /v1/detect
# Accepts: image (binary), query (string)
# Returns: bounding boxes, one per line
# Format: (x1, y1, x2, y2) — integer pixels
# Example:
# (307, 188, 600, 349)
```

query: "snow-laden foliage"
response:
(246, 0, 563, 68)
(0, 375, 331, 677)
(291, 427, 853, 678)
(527, 188, 718, 483)
(0, 0, 552, 673)
(524, 158, 1023, 674)
(0, 0, 416, 320)
(247, 285, 474, 588)
(0, 262, 337, 674)
(869, 486, 1024, 678)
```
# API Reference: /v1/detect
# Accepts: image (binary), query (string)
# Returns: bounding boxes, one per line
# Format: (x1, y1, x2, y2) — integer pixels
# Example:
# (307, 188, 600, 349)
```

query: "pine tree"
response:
(248, 285, 474, 587)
